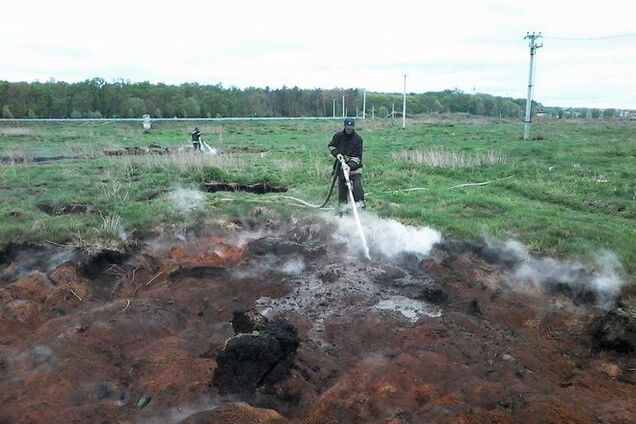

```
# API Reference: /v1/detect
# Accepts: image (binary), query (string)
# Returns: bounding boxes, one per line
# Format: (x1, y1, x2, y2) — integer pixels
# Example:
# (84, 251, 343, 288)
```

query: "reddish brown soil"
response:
(0, 219, 634, 424)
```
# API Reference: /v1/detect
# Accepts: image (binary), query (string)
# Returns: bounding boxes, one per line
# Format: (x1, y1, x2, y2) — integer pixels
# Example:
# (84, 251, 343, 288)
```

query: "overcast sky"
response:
(2, 0, 634, 109)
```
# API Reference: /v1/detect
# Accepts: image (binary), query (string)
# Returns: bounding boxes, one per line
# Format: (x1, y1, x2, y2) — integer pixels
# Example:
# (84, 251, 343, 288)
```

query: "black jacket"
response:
(328, 130, 363, 171)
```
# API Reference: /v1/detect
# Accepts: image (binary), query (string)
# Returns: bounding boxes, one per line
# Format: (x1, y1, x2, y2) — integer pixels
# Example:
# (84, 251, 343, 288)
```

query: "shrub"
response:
(2, 105, 13, 119)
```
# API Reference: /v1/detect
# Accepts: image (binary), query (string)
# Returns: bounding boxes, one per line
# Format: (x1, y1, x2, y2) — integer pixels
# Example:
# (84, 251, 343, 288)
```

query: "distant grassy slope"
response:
(1, 117, 634, 278)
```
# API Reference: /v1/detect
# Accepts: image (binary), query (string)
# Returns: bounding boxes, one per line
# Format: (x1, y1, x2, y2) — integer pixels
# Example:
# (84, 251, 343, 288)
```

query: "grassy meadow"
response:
(1, 116, 634, 279)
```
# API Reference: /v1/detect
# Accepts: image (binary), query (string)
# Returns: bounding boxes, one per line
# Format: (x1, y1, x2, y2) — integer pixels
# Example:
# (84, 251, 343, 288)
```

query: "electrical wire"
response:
(543, 32, 636, 41)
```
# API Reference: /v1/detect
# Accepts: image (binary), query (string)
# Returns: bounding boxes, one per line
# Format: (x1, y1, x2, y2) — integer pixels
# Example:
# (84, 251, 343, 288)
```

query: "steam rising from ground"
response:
(140, 396, 229, 424)
(329, 212, 442, 259)
(281, 257, 305, 275)
(488, 239, 625, 308)
(255, 214, 444, 338)
(3, 246, 77, 279)
(326, 209, 623, 312)
(232, 254, 306, 279)
(167, 188, 205, 212)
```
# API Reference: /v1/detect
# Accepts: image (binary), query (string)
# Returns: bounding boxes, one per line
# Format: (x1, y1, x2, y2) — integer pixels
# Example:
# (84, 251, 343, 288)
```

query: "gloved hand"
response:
(336, 153, 344, 161)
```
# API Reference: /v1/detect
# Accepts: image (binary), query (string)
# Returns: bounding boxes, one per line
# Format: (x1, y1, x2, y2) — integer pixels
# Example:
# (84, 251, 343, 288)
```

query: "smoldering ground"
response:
(480, 238, 626, 309)
(0, 211, 634, 423)
(167, 188, 206, 213)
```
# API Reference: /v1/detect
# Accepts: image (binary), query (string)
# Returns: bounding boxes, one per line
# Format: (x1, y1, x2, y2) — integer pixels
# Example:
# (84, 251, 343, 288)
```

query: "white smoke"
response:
(10, 247, 77, 279)
(489, 239, 625, 308)
(9, 344, 55, 370)
(167, 188, 205, 212)
(588, 251, 625, 307)
(231, 254, 305, 279)
(329, 212, 442, 259)
(140, 395, 232, 424)
(281, 257, 305, 275)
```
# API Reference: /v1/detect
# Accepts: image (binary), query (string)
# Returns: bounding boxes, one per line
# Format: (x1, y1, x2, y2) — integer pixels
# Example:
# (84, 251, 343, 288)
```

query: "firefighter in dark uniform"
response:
(328, 117, 365, 212)
(191, 127, 202, 151)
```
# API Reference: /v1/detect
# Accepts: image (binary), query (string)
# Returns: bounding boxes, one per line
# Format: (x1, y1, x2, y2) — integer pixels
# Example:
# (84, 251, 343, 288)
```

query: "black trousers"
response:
(338, 173, 364, 205)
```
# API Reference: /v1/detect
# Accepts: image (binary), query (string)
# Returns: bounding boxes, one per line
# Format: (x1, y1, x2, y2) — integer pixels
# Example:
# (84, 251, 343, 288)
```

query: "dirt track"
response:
(0, 216, 634, 423)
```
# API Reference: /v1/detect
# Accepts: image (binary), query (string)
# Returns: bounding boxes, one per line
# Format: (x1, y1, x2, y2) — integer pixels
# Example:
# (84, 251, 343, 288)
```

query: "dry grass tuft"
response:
(99, 214, 126, 240)
(63, 141, 100, 158)
(392, 147, 510, 168)
(271, 157, 302, 173)
(1, 147, 32, 162)
(0, 127, 34, 136)
(309, 157, 331, 180)
(123, 151, 247, 173)
(100, 170, 130, 202)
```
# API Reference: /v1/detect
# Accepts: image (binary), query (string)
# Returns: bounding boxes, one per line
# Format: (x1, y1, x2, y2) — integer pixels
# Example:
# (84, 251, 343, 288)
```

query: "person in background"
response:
(328, 117, 365, 213)
(191, 127, 202, 151)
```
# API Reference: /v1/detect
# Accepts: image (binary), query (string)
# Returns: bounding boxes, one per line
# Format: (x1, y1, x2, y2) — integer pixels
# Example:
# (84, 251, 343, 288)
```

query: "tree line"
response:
(1, 78, 548, 119)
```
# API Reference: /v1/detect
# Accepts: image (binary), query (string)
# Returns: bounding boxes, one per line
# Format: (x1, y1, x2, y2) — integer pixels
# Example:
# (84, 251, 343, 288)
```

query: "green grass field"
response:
(1, 117, 634, 279)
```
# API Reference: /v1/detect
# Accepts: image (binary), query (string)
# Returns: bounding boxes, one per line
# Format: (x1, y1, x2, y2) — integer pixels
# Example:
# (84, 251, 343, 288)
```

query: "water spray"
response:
(201, 140, 218, 155)
(338, 156, 371, 260)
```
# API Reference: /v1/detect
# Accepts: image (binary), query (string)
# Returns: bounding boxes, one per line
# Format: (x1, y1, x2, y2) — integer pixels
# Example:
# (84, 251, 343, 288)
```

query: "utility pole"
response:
(332, 99, 336, 118)
(372, 105, 375, 119)
(342, 95, 345, 119)
(402, 74, 407, 129)
(362, 90, 367, 119)
(523, 32, 543, 140)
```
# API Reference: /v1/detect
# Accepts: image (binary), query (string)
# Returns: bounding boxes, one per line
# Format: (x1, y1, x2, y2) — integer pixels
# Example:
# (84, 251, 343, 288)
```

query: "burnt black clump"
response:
(468, 299, 483, 316)
(168, 267, 226, 282)
(37, 203, 90, 216)
(416, 286, 449, 305)
(0, 243, 18, 268)
(213, 311, 300, 394)
(374, 257, 448, 305)
(548, 282, 597, 306)
(78, 250, 130, 280)
(247, 237, 305, 256)
(479, 245, 524, 269)
(0, 155, 79, 164)
(381, 279, 449, 306)
(592, 307, 636, 354)
(436, 239, 487, 257)
(232, 309, 269, 334)
(437, 239, 522, 270)
(94, 383, 112, 400)
(202, 181, 287, 194)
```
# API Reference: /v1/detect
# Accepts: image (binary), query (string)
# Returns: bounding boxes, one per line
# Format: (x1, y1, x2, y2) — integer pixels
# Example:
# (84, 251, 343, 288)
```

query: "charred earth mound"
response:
(212, 310, 300, 394)
(0, 216, 634, 423)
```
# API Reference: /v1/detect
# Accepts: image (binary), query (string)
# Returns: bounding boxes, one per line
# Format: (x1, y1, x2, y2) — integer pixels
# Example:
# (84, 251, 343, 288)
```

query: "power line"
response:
(544, 32, 636, 41)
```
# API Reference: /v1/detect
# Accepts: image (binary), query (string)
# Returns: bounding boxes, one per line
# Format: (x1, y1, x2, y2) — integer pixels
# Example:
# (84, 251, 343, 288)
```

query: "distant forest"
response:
(0, 78, 619, 120)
